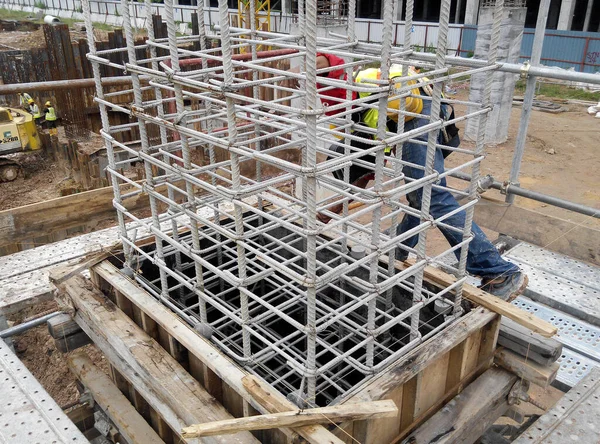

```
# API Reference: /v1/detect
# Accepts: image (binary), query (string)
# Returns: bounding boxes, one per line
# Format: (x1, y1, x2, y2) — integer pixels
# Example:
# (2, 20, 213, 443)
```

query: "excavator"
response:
(0, 106, 42, 182)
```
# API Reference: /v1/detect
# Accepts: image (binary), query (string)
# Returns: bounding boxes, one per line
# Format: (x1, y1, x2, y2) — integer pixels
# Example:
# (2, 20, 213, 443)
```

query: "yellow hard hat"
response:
(28, 98, 34, 104)
(45, 101, 51, 106)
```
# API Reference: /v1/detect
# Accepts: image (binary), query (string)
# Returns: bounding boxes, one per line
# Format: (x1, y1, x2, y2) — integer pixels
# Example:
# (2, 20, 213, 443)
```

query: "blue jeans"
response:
(395, 101, 519, 279)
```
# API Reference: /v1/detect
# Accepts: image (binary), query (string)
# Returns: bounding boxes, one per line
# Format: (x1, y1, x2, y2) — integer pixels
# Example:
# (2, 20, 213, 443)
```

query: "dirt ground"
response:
(6, 301, 109, 407)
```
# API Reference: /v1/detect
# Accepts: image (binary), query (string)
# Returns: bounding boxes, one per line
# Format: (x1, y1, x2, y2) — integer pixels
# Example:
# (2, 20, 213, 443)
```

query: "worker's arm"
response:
(287, 55, 331, 89)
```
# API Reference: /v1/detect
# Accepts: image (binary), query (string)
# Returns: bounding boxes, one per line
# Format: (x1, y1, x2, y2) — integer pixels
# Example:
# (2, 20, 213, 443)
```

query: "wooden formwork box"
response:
(56, 254, 503, 444)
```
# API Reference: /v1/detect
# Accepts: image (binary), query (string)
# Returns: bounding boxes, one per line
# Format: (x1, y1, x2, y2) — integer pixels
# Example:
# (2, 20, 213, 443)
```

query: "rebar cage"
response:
(82, 0, 506, 406)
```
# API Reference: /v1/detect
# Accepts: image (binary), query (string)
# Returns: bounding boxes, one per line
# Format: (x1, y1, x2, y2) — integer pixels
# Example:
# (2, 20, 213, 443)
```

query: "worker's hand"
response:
(285, 66, 301, 90)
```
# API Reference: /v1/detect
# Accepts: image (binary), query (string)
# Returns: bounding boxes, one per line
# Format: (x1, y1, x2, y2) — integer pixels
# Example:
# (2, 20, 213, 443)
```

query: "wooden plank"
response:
(0, 182, 150, 249)
(343, 307, 497, 404)
(67, 351, 164, 444)
(92, 261, 343, 444)
(182, 401, 397, 438)
(474, 196, 600, 266)
(393, 357, 492, 444)
(495, 348, 559, 387)
(445, 330, 482, 391)
(498, 318, 563, 366)
(242, 375, 344, 444)
(404, 258, 557, 338)
(54, 330, 92, 353)
(351, 384, 403, 444)
(60, 274, 259, 444)
(47, 313, 81, 338)
(414, 352, 450, 417)
(402, 368, 518, 444)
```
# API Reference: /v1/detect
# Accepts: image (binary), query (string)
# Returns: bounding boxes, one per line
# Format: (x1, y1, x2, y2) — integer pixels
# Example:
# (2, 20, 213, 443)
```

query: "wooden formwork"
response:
(53, 253, 504, 444)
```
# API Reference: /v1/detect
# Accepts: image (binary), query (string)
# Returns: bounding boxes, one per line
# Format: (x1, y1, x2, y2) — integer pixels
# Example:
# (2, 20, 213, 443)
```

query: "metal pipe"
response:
(451, 171, 600, 218)
(506, 0, 551, 204)
(0, 77, 137, 94)
(0, 312, 62, 339)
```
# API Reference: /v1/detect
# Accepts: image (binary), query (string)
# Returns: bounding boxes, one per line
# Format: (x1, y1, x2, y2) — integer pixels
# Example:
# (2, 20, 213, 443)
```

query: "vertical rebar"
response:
(163, 0, 209, 323)
(82, 0, 132, 267)
(368, 0, 395, 369)
(303, 0, 319, 405)
(121, 0, 171, 301)
(217, 0, 252, 361)
(454, 0, 506, 312)
(409, 0, 451, 339)
(386, 0, 415, 312)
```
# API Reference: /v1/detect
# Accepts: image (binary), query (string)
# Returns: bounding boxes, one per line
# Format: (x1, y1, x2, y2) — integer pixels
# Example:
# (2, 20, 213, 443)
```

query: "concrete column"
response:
(394, 0, 404, 21)
(557, 0, 576, 30)
(281, 0, 290, 14)
(464, 6, 527, 144)
(464, 0, 479, 24)
(455, 0, 464, 23)
(583, 0, 593, 31)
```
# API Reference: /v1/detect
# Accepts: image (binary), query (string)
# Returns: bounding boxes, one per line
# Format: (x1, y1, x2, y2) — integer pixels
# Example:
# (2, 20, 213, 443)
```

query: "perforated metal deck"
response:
(514, 367, 600, 443)
(512, 296, 600, 389)
(0, 339, 88, 443)
(505, 243, 600, 327)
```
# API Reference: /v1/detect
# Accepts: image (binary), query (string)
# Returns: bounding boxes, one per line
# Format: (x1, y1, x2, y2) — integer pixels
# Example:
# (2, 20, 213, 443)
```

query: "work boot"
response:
(480, 271, 528, 301)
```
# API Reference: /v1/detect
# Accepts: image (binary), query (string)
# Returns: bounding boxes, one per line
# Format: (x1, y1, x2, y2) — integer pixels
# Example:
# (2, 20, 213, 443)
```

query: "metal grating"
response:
(514, 367, 600, 443)
(555, 347, 596, 389)
(505, 252, 600, 327)
(512, 296, 600, 388)
(505, 243, 600, 292)
(512, 297, 600, 362)
(0, 339, 88, 444)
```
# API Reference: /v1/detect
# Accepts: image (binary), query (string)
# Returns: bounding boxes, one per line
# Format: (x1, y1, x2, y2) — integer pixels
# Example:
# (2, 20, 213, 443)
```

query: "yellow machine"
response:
(0, 106, 43, 182)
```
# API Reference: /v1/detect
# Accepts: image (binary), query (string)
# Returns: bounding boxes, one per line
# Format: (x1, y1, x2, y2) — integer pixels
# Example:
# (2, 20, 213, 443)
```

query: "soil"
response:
(448, 91, 600, 232)
(7, 301, 109, 407)
(0, 152, 63, 210)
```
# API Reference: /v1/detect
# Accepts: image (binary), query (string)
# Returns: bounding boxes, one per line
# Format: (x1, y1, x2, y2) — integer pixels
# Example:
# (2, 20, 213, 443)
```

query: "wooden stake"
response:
(181, 401, 398, 438)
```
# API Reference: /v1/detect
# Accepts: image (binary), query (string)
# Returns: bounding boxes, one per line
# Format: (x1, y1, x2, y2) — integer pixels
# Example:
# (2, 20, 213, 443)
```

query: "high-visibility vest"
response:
(19, 93, 33, 107)
(31, 104, 41, 119)
(354, 67, 423, 130)
(45, 106, 57, 121)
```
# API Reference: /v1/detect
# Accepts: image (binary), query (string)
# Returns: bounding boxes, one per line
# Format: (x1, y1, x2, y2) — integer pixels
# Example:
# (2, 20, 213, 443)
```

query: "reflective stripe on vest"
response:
(45, 107, 57, 121)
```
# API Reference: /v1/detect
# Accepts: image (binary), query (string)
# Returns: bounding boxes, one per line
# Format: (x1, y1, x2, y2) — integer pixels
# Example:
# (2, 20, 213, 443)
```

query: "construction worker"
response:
(43, 100, 58, 135)
(308, 54, 527, 301)
(28, 99, 42, 126)
(18, 92, 33, 109)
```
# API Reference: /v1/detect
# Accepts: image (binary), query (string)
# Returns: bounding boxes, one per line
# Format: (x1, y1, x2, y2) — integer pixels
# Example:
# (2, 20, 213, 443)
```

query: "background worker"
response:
(307, 54, 527, 301)
(18, 92, 33, 109)
(28, 99, 42, 126)
(43, 100, 58, 134)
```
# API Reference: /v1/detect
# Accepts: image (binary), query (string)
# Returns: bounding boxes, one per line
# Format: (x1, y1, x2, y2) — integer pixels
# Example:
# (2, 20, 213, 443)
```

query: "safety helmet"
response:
(28, 98, 34, 104)
(45, 101, 51, 106)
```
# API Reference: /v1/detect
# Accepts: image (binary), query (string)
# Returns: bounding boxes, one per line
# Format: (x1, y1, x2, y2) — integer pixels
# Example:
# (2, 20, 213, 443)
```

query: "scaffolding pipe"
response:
(506, 0, 551, 204)
(0, 77, 137, 94)
(451, 171, 600, 218)
(0, 312, 62, 339)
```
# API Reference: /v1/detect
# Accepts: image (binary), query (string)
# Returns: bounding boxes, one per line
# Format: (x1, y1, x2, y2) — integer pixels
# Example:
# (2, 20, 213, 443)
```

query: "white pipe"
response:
(44, 15, 61, 25)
